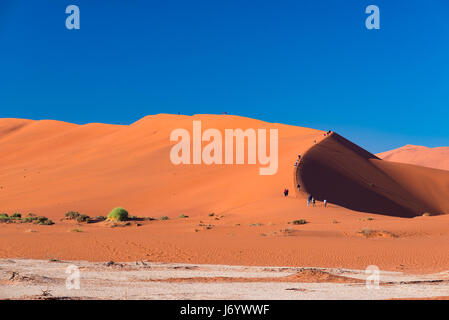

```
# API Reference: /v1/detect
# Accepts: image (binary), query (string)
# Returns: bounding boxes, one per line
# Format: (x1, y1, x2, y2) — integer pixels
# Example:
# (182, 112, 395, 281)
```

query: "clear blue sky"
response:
(1, 0, 448, 153)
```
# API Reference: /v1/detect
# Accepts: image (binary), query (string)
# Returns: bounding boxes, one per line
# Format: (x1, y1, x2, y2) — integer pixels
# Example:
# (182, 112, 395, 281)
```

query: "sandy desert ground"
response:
(0, 114, 448, 299)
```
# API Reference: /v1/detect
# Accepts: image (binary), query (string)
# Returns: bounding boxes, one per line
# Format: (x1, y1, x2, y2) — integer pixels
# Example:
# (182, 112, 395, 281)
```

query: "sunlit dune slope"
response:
(296, 133, 449, 217)
(0, 115, 320, 218)
(377, 145, 449, 171)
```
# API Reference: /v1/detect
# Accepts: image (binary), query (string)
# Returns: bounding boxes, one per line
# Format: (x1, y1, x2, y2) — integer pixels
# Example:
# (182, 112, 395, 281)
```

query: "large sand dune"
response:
(377, 145, 449, 171)
(0, 114, 320, 218)
(296, 133, 449, 217)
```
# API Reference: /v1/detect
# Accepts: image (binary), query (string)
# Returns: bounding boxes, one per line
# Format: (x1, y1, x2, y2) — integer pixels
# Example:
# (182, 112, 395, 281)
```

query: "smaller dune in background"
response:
(377, 145, 449, 171)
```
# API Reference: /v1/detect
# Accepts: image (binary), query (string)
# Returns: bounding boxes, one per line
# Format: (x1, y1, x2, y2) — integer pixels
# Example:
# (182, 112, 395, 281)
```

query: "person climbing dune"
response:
(307, 194, 312, 207)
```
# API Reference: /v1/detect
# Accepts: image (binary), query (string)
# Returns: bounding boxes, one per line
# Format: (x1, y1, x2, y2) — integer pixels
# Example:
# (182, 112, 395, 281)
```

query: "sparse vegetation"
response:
(292, 219, 307, 225)
(361, 228, 374, 237)
(75, 214, 91, 223)
(159, 216, 169, 220)
(22, 215, 38, 223)
(65, 211, 81, 220)
(36, 216, 54, 225)
(208, 213, 215, 217)
(64, 211, 91, 223)
(107, 207, 129, 221)
(360, 228, 398, 238)
(178, 214, 189, 218)
(22, 214, 38, 223)
(0, 212, 53, 225)
(71, 228, 83, 233)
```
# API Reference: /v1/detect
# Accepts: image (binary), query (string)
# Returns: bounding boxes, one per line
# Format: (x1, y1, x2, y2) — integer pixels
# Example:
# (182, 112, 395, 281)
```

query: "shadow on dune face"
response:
(296, 133, 448, 218)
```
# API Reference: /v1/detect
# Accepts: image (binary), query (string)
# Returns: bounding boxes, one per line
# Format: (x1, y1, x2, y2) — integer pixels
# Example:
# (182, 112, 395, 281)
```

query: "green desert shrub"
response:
(107, 207, 129, 221)
(11, 213, 22, 219)
(292, 219, 307, 225)
(159, 216, 169, 221)
(178, 214, 189, 218)
(22, 213, 38, 223)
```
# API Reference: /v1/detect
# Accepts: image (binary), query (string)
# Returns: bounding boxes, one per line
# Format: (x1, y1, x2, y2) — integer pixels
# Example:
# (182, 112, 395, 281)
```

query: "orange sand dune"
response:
(377, 145, 449, 171)
(296, 134, 449, 217)
(0, 114, 319, 218)
(1, 115, 449, 273)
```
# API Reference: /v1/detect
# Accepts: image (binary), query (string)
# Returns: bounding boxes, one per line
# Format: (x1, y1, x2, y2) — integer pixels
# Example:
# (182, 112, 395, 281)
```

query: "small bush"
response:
(11, 213, 22, 218)
(107, 207, 129, 221)
(178, 214, 189, 218)
(361, 228, 374, 237)
(159, 216, 169, 221)
(0, 213, 8, 218)
(36, 216, 54, 225)
(71, 228, 83, 233)
(208, 213, 215, 217)
(95, 216, 106, 221)
(75, 214, 91, 223)
(292, 219, 307, 225)
(65, 211, 81, 220)
(23, 216, 38, 223)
